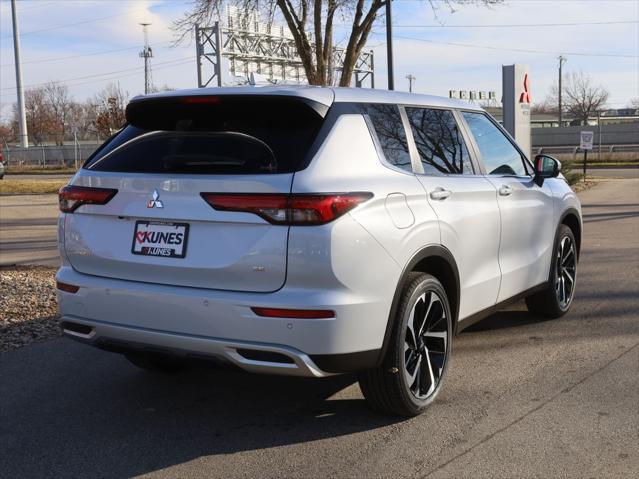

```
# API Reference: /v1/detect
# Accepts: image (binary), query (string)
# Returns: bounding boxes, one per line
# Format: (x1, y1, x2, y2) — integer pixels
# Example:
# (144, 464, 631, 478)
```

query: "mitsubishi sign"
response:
(502, 64, 532, 158)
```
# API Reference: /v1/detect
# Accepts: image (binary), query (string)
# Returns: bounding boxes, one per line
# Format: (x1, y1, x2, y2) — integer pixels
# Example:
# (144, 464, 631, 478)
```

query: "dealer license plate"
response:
(131, 221, 189, 258)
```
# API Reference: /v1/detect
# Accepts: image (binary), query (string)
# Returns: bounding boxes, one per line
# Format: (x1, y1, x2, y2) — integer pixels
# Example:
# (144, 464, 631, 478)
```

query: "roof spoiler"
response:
(126, 94, 330, 129)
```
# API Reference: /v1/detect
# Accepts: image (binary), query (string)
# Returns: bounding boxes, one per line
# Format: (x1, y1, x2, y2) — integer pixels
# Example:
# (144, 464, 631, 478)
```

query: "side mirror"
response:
(533, 154, 561, 186)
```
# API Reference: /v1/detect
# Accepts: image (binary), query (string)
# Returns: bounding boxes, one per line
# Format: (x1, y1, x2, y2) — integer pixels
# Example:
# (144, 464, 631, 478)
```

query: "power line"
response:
(0, 41, 174, 68)
(0, 11, 143, 39)
(0, 56, 195, 93)
(0, 1, 179, 39)
(14, 1, 57, 12)
(0, 58, 194, 99)
(391, 20, 639, 28)
(386, 33, 638, 58)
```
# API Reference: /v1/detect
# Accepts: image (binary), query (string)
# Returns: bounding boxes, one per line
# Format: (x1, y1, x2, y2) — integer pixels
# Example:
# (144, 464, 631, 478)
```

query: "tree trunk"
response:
(277, 0, 319, 84)
(339, 0, 382, 87)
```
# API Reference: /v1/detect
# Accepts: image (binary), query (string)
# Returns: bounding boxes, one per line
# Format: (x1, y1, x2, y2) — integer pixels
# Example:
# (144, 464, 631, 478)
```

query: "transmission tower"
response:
(139, 23, 154, 94)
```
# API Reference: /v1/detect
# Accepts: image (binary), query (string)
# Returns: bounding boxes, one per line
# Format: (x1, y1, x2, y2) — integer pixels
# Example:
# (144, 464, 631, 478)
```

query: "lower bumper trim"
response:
(310, 349, 380, 373)
(61, 316, 331, 377)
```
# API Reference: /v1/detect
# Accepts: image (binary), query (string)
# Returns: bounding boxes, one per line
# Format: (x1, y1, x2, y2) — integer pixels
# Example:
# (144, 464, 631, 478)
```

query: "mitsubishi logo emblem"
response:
(147, 190, 164, 209)
(519, 73, 531, 104)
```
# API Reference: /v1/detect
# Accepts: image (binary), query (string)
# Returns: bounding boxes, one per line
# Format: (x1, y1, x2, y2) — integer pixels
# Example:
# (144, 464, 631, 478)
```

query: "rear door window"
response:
(405, 107, 474, 175)
(84, 96, 326, 174)
(359, 104, 413, 173)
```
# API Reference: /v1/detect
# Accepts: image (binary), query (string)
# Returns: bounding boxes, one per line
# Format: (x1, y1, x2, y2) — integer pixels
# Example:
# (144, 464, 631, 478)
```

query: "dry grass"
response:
(0, 178, 68, 195)
(4, 165, 77, 175)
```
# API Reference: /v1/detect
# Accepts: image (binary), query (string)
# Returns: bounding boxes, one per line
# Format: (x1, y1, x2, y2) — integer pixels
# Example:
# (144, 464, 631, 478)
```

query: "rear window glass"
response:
(84, 96, 325, 174)
(359, 104, 412, 173)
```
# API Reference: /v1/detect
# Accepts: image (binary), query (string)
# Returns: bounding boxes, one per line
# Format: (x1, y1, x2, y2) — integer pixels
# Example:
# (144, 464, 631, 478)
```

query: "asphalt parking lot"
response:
(0, 179, 637, 478)
(0, 194, 59, 266)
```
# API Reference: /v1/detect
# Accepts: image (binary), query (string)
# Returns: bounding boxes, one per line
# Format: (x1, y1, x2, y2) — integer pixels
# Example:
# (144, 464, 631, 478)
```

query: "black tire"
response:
(125, 353, 187, 373)
(526, 224, 578, 319)
(358, 273, 453, 417)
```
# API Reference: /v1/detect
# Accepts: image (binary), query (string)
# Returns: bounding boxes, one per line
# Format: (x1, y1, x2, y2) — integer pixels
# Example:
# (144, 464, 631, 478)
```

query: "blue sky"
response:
(0, 0, 637, 121)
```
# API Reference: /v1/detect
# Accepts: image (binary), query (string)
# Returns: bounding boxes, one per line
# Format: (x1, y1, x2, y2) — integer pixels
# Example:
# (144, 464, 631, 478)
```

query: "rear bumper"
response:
(56, 266, 393, 377)
(61, 316, 334, 377)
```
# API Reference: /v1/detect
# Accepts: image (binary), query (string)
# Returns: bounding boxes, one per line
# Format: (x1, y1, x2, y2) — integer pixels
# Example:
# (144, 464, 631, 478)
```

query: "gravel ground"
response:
(0, 266, 59, 352)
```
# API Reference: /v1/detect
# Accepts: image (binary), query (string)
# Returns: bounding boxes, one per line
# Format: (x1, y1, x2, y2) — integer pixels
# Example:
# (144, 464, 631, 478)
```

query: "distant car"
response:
(56, 87, 582, 416)
(0, 151, 5, 179)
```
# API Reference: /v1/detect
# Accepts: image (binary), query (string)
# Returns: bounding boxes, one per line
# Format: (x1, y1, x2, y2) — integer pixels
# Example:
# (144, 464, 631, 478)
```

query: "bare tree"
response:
(173, 0, 502, 87)
(546, 71, 609, 125)
(91, 83, 129, 138)
(530, 101, 557, 115)
(149, 84, 176, 93)
(68, 102, 95, 141)
(0, 122, 14, 144)
(13, 87, 57, 145)
(44, 82, 75, 145)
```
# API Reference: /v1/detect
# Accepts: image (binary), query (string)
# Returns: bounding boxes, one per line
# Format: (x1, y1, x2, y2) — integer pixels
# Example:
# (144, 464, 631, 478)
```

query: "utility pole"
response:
(406, 74, 415, 92)
(558, 55, 566, 126)
(597, 110, 602, 162)
(386, 0, 394, 91)
(139, 23, 153, 94)
(11, 0, 28, 148)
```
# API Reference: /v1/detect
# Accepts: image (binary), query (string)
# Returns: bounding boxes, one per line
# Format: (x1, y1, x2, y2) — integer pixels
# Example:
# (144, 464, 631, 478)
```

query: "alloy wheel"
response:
(403, 291, 448, 399)
(555, 235, 577, 308)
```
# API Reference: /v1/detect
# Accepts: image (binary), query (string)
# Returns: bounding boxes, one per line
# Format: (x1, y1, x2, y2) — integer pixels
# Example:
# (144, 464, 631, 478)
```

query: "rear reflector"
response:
(56, 281, 79, 293)
(59, 185, 118, 213)
(201, 192, 372, 225)
(251, 307, 335, 319)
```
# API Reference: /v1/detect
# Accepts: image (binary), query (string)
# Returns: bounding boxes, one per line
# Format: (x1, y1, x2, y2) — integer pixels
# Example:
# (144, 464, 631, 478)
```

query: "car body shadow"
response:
(1, 340, 401, 478)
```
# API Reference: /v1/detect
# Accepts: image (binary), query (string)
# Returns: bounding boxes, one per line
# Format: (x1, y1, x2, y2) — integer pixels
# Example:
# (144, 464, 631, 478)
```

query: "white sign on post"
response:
(580, 131, 594, 150)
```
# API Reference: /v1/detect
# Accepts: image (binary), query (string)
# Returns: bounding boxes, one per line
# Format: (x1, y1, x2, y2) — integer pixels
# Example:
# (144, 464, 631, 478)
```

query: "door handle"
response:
(499, 185, 513, 196)
(430, 188, 452, 201)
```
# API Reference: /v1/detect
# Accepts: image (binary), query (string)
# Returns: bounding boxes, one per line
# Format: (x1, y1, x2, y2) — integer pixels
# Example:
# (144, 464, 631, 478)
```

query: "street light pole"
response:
(10, 0, 28, 148)
(597, 111, 602, 162)
(558, 55, 566, 126)
(386, 0, 394, 91)
(406, 74, 415, 92)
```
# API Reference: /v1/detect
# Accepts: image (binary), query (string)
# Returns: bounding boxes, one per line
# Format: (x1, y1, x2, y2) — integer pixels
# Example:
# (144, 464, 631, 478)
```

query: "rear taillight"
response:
(59, 185, 118, 213)
(200, 192, 372, 225)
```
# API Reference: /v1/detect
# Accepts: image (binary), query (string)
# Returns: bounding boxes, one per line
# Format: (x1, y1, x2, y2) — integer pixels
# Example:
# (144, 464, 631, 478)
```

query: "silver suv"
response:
(57, 87, 581, 416)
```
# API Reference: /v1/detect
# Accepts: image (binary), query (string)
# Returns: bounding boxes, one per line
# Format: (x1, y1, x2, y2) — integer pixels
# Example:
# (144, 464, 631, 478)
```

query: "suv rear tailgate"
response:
(62, 94, 328, 292)
(64, 173, 292, 292)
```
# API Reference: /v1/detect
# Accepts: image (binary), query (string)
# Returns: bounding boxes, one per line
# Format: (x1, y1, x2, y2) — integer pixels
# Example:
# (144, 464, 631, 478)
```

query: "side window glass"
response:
(360, 104, 413, 173)
(461, 112, 528, 176)
(405, 107, 474, 175)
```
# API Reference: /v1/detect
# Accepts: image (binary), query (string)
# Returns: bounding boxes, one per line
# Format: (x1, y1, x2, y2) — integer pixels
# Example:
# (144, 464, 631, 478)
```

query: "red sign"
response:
(519, 73, 531, 103)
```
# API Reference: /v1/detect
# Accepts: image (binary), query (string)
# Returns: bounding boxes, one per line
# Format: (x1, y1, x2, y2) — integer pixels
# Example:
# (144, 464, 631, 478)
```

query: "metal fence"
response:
(532, 122, 639, 148)
(533, 144, 639, 164)
(2, 142, 101, 168)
